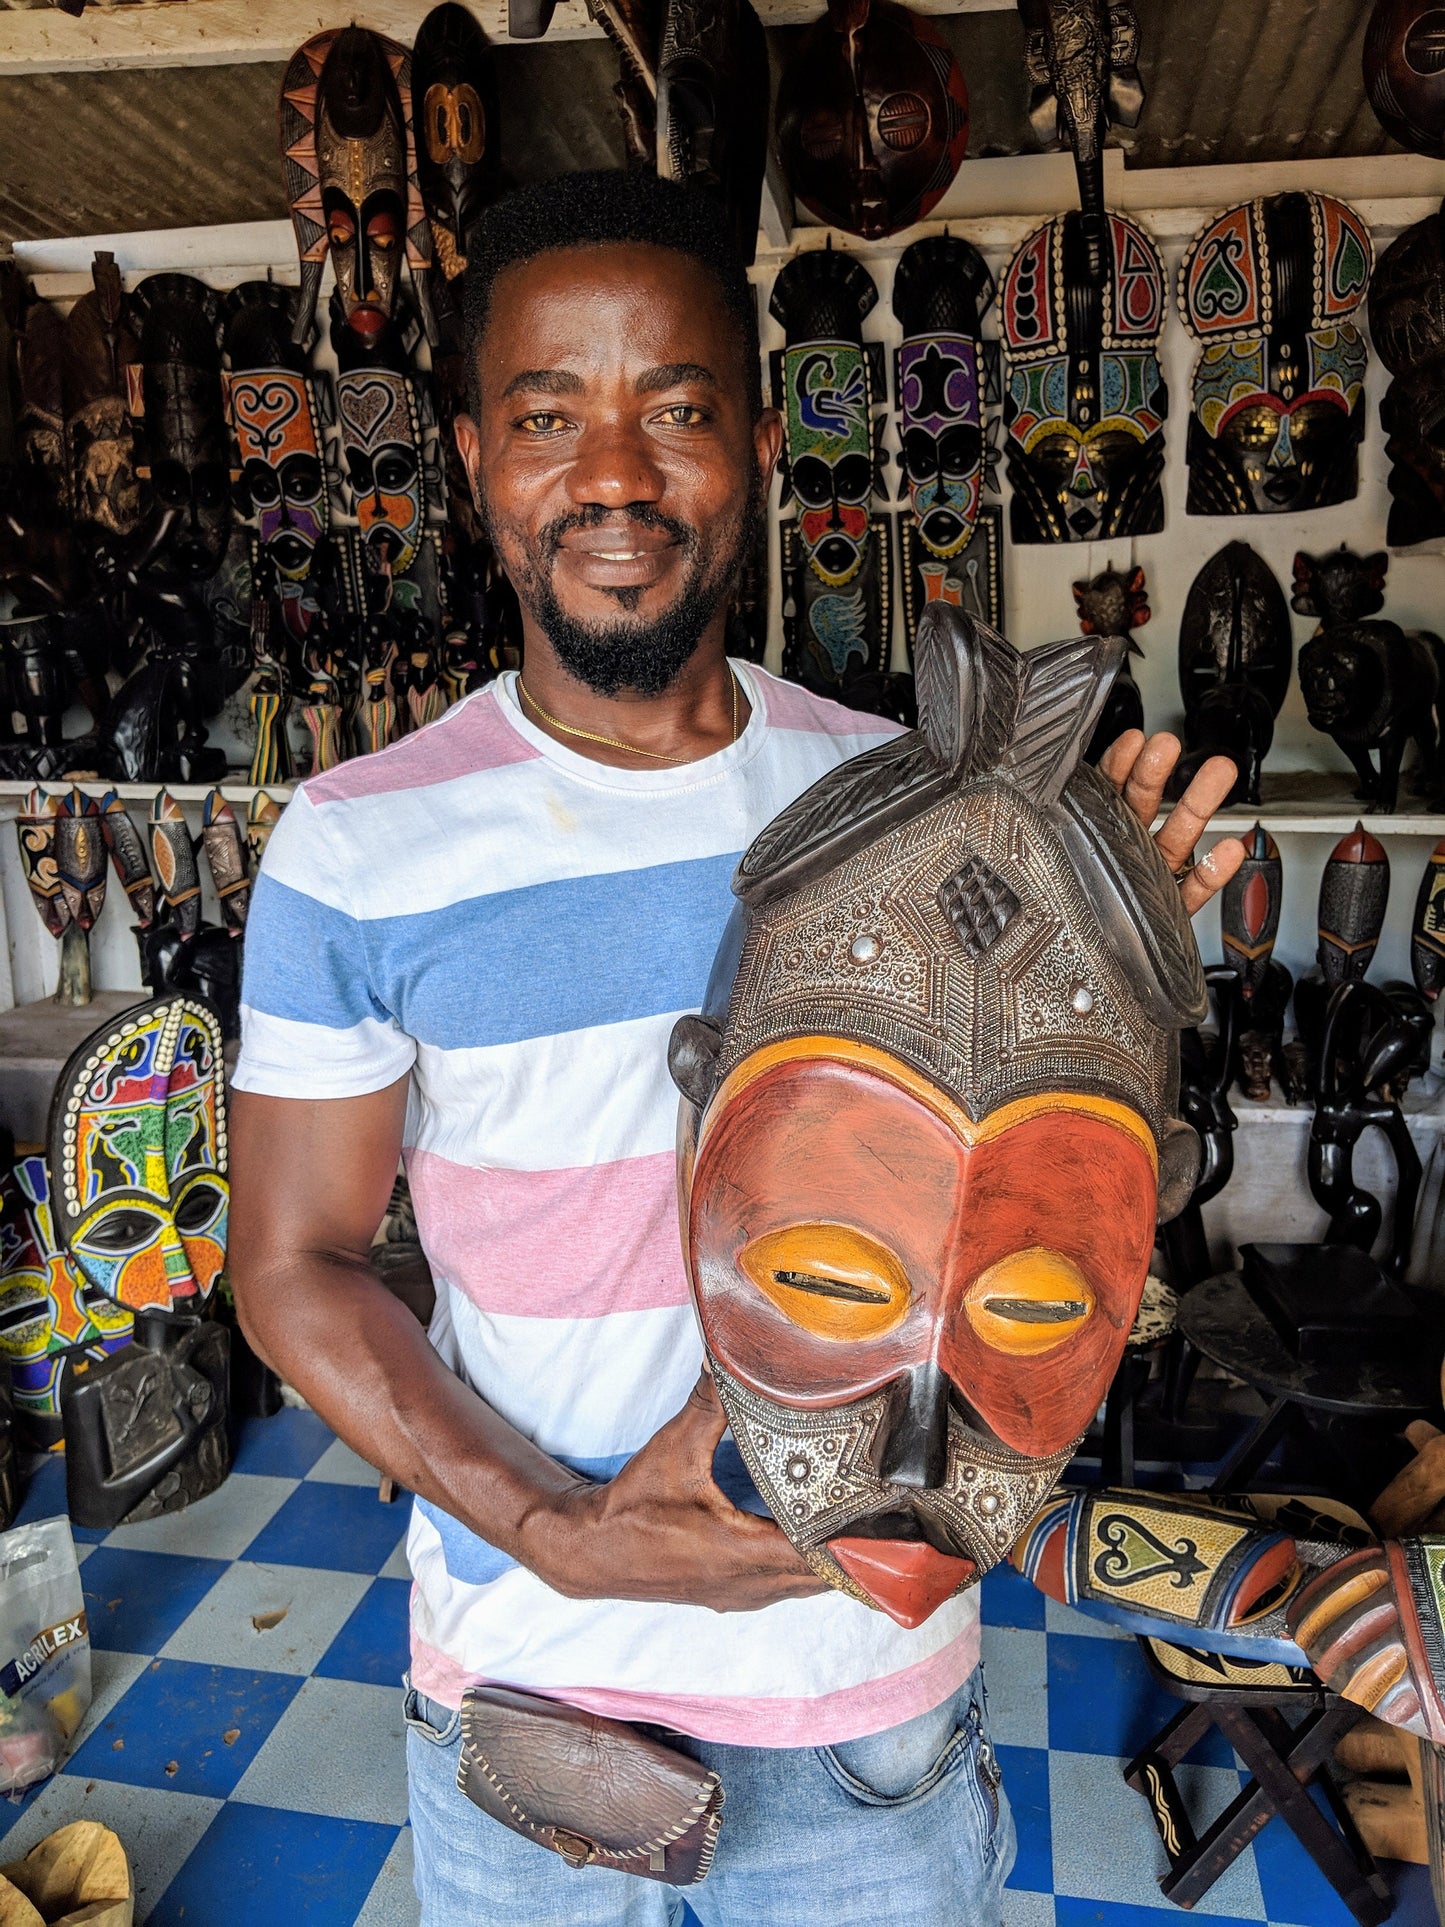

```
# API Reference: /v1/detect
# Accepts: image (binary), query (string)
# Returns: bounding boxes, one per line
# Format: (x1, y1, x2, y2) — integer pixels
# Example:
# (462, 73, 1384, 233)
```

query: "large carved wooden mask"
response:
(672, 606, 1205, 1627)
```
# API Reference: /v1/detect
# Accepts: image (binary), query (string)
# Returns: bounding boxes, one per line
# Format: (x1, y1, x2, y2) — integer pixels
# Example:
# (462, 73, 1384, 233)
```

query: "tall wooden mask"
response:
(1001, 210, 1167, 543)
(1177, 192, 1373, 517)
(333, 328, 426, 586)
(1370, 203, 1445, 548)
(279, 27, 436, 349)
(411, 2, 499, 280)
(892, 234, 992, 561)
(222, 283, 329, 623)
(776, 0, 968, 240)
(671, 605, 1206, 1627)
(61, 252, 143, 548)
(656, 0, 770, 268)
(128, 274, 231, 584)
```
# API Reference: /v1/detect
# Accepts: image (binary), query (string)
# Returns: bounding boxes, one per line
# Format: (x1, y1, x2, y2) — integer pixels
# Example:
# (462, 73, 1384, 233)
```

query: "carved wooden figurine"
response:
(1295, 823, 1392, 1087)
(1075, 563, 1147, 762)
(1000, 211, 1168, 544)
(775, 0, 969, 239)
(1174, 543, 1292, 806)
(1219, 824, 1300, 1102)
(1370, 201, 1445, 547)
(670, 601, 1207, 1628)
(1309, 981, 1423, 1274)
(1365, 1, 1445, 158)
(1177, 193, 1373, 517)
(1294, 545, 1442, 814)
(51, 995, 231, 1529)
(200, 791, 251, 935)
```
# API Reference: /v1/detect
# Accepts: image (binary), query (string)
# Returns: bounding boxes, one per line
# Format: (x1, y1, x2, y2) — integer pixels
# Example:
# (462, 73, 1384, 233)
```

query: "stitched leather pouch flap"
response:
(457, 1687, 724, 1885)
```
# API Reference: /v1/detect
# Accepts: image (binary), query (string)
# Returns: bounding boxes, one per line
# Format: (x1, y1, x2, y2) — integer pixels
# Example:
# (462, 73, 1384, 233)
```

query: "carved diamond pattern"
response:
(938, 853, 1021, 955)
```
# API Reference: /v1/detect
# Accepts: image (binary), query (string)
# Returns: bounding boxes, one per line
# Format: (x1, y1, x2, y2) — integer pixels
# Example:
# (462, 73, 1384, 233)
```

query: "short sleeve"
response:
(234, 787, 418, 1099)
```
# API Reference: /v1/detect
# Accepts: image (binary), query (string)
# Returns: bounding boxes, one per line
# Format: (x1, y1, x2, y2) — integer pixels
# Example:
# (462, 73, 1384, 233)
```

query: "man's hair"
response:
(461, 169, 763, 420)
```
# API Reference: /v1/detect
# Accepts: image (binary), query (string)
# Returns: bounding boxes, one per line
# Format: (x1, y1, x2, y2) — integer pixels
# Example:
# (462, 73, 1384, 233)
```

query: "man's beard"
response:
(482, 467, 762, 699)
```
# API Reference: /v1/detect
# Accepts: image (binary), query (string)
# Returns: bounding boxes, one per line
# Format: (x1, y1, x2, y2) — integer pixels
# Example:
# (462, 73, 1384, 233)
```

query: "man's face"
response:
(456, 242, 781, 690)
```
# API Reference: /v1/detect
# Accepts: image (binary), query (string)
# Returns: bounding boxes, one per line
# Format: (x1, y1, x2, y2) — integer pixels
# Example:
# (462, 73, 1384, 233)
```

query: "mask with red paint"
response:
(671, 606, 1206, 1627)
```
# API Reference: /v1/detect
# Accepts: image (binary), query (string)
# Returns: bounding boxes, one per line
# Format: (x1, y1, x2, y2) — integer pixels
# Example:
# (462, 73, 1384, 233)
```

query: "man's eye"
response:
(518, 413, 568, 435)
(657, 405, 706, 426)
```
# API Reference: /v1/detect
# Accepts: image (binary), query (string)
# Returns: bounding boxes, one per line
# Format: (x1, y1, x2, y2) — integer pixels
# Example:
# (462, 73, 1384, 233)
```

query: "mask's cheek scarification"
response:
(690, 1051, 1158, 1460)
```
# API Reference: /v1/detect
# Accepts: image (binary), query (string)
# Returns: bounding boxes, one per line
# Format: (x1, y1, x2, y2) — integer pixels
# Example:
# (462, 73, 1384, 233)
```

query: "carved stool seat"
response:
(1125, 1637, 1391, 1924)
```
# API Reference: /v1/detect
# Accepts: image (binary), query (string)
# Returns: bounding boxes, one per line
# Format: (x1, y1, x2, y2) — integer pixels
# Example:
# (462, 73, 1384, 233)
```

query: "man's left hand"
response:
(1100, 730, 1246, 918)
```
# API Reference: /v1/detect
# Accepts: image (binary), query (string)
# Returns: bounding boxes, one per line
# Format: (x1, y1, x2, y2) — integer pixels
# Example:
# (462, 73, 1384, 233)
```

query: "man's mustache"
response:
(535, 501, 698, 562)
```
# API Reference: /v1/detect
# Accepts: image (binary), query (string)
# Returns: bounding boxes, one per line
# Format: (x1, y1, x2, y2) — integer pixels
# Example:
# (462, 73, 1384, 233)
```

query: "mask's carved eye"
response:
(963, 1248, 1095, 1357)
(739, 1225, 909, 1341)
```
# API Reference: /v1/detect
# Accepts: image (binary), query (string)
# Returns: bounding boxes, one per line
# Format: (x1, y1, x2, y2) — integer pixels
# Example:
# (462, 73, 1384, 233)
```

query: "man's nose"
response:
(567, 419, 665, 508)
(876, 1361, 951, 1490)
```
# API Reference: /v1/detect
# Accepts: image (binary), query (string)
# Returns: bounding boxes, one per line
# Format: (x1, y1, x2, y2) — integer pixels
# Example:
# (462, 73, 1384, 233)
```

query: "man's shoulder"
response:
(296, 685, 538, 816)
(747, 666, 908, 754)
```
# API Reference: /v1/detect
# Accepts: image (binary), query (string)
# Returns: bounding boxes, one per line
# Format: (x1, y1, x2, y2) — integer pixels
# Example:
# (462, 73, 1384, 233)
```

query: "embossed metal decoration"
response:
(1000, 210, 1168, 543)
(670, 602, 1206, 1628)
(1177, 192, 1373, 516)
(775, 0, 969, 240)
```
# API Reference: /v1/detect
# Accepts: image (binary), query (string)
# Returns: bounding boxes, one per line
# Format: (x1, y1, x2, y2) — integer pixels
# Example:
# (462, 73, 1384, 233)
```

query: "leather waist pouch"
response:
(457, 1686, 724, 1885)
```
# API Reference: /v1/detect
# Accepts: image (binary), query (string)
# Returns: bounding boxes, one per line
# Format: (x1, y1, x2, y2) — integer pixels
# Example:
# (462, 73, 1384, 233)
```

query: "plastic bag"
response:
(0, 1520, 90, 1795)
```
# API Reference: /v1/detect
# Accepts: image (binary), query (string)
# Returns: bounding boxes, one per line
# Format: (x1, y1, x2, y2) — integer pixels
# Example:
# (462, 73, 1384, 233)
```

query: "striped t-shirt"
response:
(234, 662, 982, 1745)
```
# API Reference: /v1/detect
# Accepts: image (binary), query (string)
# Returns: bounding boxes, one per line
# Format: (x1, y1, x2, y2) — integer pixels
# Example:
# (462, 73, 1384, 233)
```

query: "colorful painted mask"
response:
(1369, 203, 1445, 548)
(892, 235, 992, 560)
(128, 274, 231, 583)
(279, 27, 436, 349)
(61, 252, 143, 547)
(48, 994, 228, 1314)
(671, 604, 1205, 1627)
(411, 3, 499, 280)
(1177, 192, 1373, 516)
(0, 1155, 133, 1443)
(222, 283, 328, 617)
(776, 0, 968, 240)
(1001, 211, 1167, 543)
(333, 336, 425, 582)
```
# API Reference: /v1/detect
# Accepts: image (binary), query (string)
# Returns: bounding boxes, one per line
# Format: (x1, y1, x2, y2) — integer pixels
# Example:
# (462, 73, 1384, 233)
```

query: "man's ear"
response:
(454, 411, 483, 510)
(753, 407, 784, 498)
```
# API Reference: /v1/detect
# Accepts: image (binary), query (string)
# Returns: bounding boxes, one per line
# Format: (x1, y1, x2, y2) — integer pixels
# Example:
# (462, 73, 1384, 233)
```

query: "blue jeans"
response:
(405, 1670, 1014, 1925)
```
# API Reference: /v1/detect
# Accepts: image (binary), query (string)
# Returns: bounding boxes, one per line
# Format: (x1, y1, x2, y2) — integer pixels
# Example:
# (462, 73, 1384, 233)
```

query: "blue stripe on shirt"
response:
(243, 852, 742, 1049)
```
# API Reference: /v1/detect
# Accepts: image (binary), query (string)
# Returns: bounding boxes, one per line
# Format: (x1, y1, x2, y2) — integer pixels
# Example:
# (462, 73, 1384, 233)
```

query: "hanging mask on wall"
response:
(48, 993, 228, 1315)
(1177, 191, 1373, 517)
(891, 234, 1002, 647)
(1001, 210, 1167, 543)
(770, 248, 890, 697)
(1175, 541, 1292, 807)
(670, 605, 1205, 1627)
(128, 274, 231, 585)
(1364, 1, 1445, 159)
(776, 0, 968, 241)
(61, 252, 143, 553)
(411, 3, 499, 281)
(333, 328, 428, 600)
(279, 26, 437, 349)
(1369, 202, 1445, 548)
(222, 282, 329, 637)
(656, 0, 770, 267)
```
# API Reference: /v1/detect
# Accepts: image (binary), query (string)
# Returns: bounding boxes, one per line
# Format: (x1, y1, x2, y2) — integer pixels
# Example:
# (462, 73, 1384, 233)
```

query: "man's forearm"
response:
(237, 1252, 584, 1565)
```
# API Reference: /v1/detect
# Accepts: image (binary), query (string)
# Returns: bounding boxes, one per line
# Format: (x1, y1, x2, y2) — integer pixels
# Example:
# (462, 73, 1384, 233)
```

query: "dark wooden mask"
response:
(1365, 0, 1445, 158)
(411, 3, 499, 280)
(1370, 202, 1445, 546)
(61, 252, 143, 545)
(656, 0, 771, 267)
(1178, 192, 1373, 516)
(776, 0, 968, 240)
(672, 604, 1206, 1627)
(129, 273, 231, 584)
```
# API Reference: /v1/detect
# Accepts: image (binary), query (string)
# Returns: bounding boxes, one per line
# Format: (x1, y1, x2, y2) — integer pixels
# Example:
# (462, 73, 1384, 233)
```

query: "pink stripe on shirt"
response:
(305, 690, 539, 804)
(407, 1145, 689, 1318)
(408, 1618, 981, 1745)
(754, 672, 907, 740)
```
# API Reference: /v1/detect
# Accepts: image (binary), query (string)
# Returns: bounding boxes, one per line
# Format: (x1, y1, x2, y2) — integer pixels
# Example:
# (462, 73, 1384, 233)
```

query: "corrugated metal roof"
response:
(0, 0, 1405, 246)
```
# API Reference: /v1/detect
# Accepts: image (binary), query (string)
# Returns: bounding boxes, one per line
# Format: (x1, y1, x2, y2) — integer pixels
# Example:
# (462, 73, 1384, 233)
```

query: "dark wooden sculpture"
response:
(60, 252, 143, 571)
(1365, 1, 1445, 158)
(1412, 836, 1445, 1000)
(1174, 543, 1292, 807)
(148, 790, 201, 941)
(98, 789, 156, 934)
(1294, 545, 1442, 813)
(1369, 204, 1445, 548)
(1075, 563, 1147, 762)
(278, 27, 437, 349)
(50, 995, 231, 1528)
(1309, 981, 1423, 1275)
(51, 789, 106, 1008)
(1177, 192, 1373, 516)
(671, 601, 1206, 1628)
(200, 790, 250, 935)
(1218, 824, 1300, 1103)
(775, 0, 969, 240)
(891, 234, 1001, 649)
(657, 0, 770, 267)
(770, 249, 894, 709)
(1000, 211, 1168, 544)
(1296, 823, 1392, 1087)
(1016, 0, 1144, 285)
(411, 3, 499, 281)
(1160, 965, 1240, 1291)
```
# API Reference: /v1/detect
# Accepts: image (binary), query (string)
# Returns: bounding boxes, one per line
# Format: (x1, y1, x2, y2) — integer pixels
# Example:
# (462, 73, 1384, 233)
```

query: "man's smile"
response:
(554, 521, 682, 592)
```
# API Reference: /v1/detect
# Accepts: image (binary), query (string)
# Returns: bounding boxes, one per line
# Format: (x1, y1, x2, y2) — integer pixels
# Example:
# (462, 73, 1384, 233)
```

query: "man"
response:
(231, 170, 1244, 1925)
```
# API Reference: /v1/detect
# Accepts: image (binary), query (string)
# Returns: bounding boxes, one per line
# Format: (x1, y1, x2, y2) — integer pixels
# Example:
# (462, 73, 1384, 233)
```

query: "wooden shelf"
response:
(1196, 771, 1445, 840)
(0, 778, 293, 807)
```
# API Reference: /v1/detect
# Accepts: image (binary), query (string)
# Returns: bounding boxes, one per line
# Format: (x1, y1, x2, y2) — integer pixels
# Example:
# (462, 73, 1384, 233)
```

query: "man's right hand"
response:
(521, 1371, 828, 1613)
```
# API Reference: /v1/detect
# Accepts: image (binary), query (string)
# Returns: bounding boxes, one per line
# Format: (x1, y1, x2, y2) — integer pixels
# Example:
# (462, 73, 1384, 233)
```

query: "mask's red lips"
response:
(829, 1537, 976, 1628)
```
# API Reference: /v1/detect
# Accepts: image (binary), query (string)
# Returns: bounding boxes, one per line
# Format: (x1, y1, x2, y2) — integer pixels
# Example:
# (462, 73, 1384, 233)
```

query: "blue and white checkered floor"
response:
(0, 1408, 1438, 1925)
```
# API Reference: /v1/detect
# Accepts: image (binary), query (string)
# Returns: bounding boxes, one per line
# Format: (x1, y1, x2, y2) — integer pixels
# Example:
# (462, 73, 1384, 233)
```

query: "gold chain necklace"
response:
(516, 668, 738, 765)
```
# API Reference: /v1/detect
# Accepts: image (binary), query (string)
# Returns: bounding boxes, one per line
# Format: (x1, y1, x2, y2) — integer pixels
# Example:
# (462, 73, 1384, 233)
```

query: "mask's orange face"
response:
(684, 1038, 1159, 1625)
